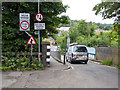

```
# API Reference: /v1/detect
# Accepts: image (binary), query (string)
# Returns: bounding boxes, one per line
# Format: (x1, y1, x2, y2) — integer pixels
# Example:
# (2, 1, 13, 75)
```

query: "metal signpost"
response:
(35, 0, 45, 61)
(19, 13, 37, 65)
(27, 36, 37, 65)
(38, 0, 41, 61)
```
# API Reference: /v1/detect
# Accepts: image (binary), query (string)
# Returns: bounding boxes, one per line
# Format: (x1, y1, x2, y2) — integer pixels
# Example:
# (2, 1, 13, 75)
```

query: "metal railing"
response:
(88, 53, 96, 60)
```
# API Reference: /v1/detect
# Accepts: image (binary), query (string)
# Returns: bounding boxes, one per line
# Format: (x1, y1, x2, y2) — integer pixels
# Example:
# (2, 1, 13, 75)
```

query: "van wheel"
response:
(84, 61, 87, 64)
(70, 58, 73, 64)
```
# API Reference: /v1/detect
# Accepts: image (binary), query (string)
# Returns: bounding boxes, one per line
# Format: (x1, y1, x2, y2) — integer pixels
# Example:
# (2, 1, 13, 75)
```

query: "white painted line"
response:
(46, 58, 50, 62)
(47, 52, 50, 55)
(47, 46, 51, 49)
(70, 66, 74, 69)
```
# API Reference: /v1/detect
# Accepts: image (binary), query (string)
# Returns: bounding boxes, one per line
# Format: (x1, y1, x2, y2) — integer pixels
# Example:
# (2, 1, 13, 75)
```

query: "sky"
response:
(61, 0, 114, 24)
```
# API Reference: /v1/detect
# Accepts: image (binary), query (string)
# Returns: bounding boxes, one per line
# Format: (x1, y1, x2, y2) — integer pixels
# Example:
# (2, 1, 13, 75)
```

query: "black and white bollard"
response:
(46, 45, 51, 67)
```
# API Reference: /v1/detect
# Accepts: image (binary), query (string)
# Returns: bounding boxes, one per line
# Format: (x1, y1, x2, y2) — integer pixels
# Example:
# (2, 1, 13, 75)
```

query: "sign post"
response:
(27, 36, 37, 65)
(38, 0, 41, 61)
(30, 45, 33, 65)
(36, 0, 45, 62)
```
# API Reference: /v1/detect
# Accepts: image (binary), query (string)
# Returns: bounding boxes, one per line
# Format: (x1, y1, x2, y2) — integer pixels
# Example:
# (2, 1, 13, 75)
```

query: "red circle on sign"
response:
(20, 21, 30, 30)
(35, 13, 43, 22)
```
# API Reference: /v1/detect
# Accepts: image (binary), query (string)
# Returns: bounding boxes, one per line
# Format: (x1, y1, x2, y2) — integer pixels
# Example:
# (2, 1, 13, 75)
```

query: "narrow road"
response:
(8, 56, 118, 88)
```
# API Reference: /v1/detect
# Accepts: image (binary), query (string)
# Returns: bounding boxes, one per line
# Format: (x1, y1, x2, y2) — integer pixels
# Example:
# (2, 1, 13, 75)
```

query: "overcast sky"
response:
(61, 0, 114, 24)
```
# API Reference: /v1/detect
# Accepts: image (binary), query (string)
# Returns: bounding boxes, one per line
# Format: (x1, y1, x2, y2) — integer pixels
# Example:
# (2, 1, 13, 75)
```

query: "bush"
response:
(1, 55, 44, 71)
(0, 67, 11, 71)
(116, 64, 120, 69)
(101, 59, 112, 66)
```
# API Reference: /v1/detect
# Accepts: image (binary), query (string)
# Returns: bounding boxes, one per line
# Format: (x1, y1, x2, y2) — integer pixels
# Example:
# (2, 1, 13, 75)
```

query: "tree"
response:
(55, 31, 68, 54)
(69, 22, 78, 43)
(93, 2, 120, 21)
(2, 2, 69, 52)
(77, 20, 89, 36)
(93, 2, 120, 46)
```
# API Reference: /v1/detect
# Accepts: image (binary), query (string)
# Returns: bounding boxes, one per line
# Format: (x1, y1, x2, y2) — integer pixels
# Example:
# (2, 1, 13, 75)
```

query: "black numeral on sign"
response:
(39, 15, 42, 20)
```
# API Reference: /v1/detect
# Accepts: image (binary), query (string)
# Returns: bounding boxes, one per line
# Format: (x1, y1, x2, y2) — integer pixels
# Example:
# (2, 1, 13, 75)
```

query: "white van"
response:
(66, 45, 88, 64)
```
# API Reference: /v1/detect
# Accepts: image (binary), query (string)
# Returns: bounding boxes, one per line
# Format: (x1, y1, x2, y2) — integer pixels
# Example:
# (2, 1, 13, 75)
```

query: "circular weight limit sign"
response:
(35, 13, 43, 22)
(20, 21, 29, 30)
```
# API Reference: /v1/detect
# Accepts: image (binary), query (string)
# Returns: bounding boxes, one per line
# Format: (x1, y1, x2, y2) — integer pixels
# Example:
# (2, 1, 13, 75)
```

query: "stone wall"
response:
(95, 47, 119, 65)
(42, 41, 50, 67)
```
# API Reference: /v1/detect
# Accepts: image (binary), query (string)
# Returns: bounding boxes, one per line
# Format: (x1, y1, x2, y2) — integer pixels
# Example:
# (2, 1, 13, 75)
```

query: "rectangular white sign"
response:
(34, 23, 45, 30)
(19, 13, 30, 31)
(20, 13, 30, 20)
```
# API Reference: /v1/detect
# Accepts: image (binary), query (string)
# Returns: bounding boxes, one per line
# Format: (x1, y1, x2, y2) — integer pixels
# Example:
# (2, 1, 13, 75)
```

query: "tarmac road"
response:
(6, 56, 118, 88)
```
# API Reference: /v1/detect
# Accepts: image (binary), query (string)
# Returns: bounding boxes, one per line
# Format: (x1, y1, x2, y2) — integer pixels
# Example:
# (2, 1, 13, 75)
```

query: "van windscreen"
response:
(73, 46, 87, 52)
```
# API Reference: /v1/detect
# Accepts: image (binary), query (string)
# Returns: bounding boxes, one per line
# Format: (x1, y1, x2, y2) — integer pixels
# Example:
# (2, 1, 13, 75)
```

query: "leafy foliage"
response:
(93, 2, 120, 20)
(95, 23, 113, 30)
(1, 55, 44, 71)
(2, 2, 69, 52)
(93, 2, 120, 35)
(55, 31, 68, 54)
(68, 20, 118, 47)
(101, 59, 113, 66)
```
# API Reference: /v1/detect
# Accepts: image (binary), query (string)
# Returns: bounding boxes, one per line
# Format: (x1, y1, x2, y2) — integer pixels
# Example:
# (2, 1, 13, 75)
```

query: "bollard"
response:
(64, 52, 66, 64)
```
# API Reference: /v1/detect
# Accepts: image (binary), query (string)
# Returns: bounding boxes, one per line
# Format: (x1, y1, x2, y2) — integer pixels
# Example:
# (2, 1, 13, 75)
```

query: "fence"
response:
(87, 47, 96, 60)
(95, 47, 119, 65)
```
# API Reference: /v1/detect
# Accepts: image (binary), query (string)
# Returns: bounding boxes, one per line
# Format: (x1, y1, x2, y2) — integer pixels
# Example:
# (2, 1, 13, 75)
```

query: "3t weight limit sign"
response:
(20, 21, 29, 30)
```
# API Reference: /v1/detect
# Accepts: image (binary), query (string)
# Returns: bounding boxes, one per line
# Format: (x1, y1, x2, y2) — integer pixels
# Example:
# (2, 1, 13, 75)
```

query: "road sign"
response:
(27, 36, 37, 45)
(35, 13, 43, 22)
(20, 21, 29, 30)
(34, 31, 38, 35)
(34, 23, 45, 30)
(19, 13, 30, 31)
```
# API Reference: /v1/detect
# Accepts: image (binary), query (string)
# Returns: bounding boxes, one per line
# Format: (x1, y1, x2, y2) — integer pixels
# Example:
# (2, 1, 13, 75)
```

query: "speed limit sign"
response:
(35, 13, 43, 22)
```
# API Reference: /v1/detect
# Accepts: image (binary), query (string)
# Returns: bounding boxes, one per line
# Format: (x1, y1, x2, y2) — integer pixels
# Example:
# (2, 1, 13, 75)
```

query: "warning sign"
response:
(27, 36, 37, 45)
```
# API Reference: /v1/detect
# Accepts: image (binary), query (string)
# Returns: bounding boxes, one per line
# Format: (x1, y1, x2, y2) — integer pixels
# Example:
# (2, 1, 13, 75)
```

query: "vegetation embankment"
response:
(1, 54, 44, 71)
(101, 59, 120, 69)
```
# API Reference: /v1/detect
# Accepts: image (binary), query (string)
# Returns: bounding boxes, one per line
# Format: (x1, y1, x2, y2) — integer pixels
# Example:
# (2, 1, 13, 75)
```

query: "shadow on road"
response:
(68, 61, 88, 64)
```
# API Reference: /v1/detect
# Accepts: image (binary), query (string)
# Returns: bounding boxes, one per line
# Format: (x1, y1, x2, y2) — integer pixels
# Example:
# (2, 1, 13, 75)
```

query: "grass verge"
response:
(101, 59, 112, 66)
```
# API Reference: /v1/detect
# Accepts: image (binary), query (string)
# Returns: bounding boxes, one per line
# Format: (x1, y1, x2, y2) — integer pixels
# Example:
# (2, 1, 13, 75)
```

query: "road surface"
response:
(3, 56, 118, 88)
